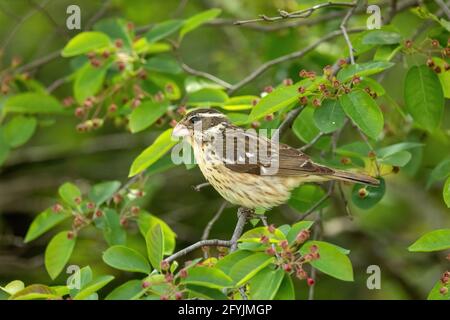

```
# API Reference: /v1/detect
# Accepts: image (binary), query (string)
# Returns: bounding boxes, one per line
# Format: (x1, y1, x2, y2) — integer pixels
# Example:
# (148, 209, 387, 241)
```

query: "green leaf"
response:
(187, 88, 228, 107)
(146, 224, 164, 271)
(404, 65, 444, 132)
(274, 274, 295, 300)
(105, 280, 146, 300)
(248, 84, 299, 121)
(286, 221, 314, 244)
(362, 30, 402, 44)
(146, 19, 184, 43)
(24, 208, 71, 243)
(101, 208, 126, 246)
(186, 284, 228, 300)
(73, 275, 114, 300)
(45, 231, 76, 280)
(249, 267, 284, 300)
(339, 90, 384, 140)
(222, 95, 259, 111)
(374, 45, 401, 61)
(4, 93, 64, 114)
(102, 245, 151, 273)
(144, 56, 181, 74)
(129, 101, 169, 133)
(61, 31, 111, 57)
(182, 266, 233, 289)
(427, 158, 450, 189)
(313, 99, 345, 133)
(88, 181, 121, 205)
(239, 226, 286, 243)
(0, 130, 10, 166)
(300, 241, 353, 281)
(94, 18, 132, 49)
(444, 176, 450, 208)
(179, 9, 221, 40)
(351, 177, 385, 209)
(428, 280, 450, 300)
(185, 76, 224, 93)
(3, 115, 37, 148)
(376, 142, 423, 167)
(58, 182, 82, 207)
(216, 250, 254, 274)
(138, 212, 176, 255)
(229, 253, 274, 287)
(432, 57, 450, 98)
(9, 284, 58, 300)
(0, 280, 25, 295)
(292, 107, 321, 143)
(337, 61, 395, 82)
(74, 61, 111, 104)
(129, 129, 178, 177)
(146, 74, 181, 100)
(288, 184, 327, 212)
(408, 229, 450, 252)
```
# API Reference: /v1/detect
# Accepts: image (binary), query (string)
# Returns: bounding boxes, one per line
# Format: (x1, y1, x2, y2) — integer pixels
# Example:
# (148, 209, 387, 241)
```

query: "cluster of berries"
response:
(141, 260, 189, 300)
(439, 271, 449, 296)
(262, 225, 319, 287)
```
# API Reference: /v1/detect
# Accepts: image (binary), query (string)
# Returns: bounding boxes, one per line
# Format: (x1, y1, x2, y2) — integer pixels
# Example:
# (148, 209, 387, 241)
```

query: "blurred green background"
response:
(0, 0, 449, 299)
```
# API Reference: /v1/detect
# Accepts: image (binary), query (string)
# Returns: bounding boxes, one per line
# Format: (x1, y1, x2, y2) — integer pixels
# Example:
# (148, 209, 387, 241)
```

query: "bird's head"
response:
(172, 108, 230, 142)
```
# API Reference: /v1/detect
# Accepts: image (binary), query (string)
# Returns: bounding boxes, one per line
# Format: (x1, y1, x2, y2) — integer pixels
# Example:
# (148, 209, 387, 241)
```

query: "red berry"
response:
(52, 203, 64, 213)
(295, 230, 310, 244)
(131, 206, 140, 215)
(426, 58, 435, 68)
(113, 194, 122, 204)
(439, 286, 448, 295)
(175, 292, 183, 300)
(127, 22, 134, 31)
(251, 121, 260, 129)
(169, 119, 178, 128)
(267, 224, 276, 233)
(312, 98, 321, 107)
(142, 281, 150, 288)
(296, 268, 308, 280)
(260, 235, 269, 244)
(265, 247, 276, 256)
(102, 50, 110, 59)
(283, 78, 293, 86)
(251, 99, 259, 106)
(74, 197, 82, 205)
(431, 39, 439, 47)
(120, 217, 128, 226)
(264, 114, 274, 121)
(108, 103, 118, 113)
(63, 97, 74, 107)
(95, 209, 103, 217)
(74, 107, 85, 118)
(282, 264, 292, 272)
(358, 188, 368, 198)
(280, 240, 289, 250)
(67, 231, 75, 239)
(165, 273, 174, 283)
(90, 58, 101, 68)
(338, 58, 347, 66)
(179, 268, 188, 278)
(299, 96, 308, 105)
(131, 98, 141, 109)
(114, 39, 124, 48)
(298, 86, 306, 94)
(177, 106, 187, 115)
(352, 75, 361, 85)
(264, 86, 273, 93)
(404, 40, 413, 48)
(310, 244, 319, 253)
(340, 157, 351, 165)
(160, 260, 170, 271)
(299, 69, 308, 78)
(117, 61, 126, 71)
(160, 295, 169, 300)
(87, 202, 95, 210)
(307, 278, 315, 286)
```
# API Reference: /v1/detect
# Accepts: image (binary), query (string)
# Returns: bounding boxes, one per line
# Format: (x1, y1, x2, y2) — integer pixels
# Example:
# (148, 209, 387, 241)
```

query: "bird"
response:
(172, 108, 379, 210)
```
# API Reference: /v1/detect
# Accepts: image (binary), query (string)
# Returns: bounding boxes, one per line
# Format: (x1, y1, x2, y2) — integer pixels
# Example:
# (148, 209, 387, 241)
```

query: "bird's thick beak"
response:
(172, 123, 190, 138)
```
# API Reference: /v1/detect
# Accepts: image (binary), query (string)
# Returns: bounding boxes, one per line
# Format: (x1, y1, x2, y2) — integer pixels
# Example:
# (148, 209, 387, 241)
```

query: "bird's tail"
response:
(329, 170, 379, 186)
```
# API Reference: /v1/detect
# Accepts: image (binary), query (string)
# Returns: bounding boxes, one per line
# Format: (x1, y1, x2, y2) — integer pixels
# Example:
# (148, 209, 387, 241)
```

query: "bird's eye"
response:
(189, 116, 200, 124)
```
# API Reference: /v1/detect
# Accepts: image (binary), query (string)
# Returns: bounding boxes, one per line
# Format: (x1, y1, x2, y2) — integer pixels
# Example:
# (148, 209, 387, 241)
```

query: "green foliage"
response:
(408, 229, 450, 252)
(404, 65, 444, 132)
(102, 246, 151, 273)
(45, 231, 76, 280)
(61, 31, 111, 57)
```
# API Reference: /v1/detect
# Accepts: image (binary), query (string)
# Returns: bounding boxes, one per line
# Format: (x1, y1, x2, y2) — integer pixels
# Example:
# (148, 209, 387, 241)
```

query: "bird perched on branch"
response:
(172, 108, 379, 210)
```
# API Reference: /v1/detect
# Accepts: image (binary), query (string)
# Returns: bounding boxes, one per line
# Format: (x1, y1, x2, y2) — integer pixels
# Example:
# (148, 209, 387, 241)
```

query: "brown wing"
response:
(218, 126, 333, 176)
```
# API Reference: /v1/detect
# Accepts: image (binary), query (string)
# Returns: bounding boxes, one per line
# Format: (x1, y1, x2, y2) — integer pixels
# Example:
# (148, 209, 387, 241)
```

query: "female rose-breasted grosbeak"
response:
(172, 108, 379, 209)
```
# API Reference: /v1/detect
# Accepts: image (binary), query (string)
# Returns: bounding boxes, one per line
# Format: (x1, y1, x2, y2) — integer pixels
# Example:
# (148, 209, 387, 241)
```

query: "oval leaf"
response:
(45, 231, 76, 280)
(102, 245, 151, 273)
(339, 90, 384, 139)
(58, 182, 82, 207)
(3, 116, 37, 148)
(4, 93, 64, 114)
(313, 99, 346, 133)
(24, 208, 71, 243)
(62, 31, 111, 57)
(146, 224, 164, 271)
(179, 9, 221, 40)
(404, 65, 444, 132)
(408, 229, 450, 252)
(351, 177, 385, 209)
(182, 266, 233, 289)
(129, 101, 169, 133)
(129, 129, 177, 177)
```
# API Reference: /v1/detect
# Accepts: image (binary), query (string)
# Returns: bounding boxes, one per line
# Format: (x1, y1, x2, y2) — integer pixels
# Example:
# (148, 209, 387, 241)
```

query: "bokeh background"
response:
(0, 0, 449, 299)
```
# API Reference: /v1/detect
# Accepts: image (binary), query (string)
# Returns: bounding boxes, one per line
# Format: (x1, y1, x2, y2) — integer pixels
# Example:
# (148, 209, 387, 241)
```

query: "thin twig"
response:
(180, 62, 233, 89)
(228, 27, 364, 93)
(27, 0, 70, 39)
(164, 239, 232, 263)
(276, 106, 306, 139)
(234, 2, 356, 25)
(201, 201, 228, 241)
(434, 0, 450, 19)
(299, 132, 327, 151)
(85, 0, 112, 30)
(298, 182, 335, 220)
(340, 6, 357, 64)
(337, 182, 353, 220)
(192, 182, 211, 192)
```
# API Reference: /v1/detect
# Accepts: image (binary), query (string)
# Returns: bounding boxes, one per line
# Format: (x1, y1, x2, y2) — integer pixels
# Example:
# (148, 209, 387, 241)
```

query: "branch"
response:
(201, 201, 228, 241)
(340, 5, 358, 64)
(227, 27, 364, 93)
(180, 61, 233, 90)
(299, 132, 327, 151)
(230, 207, 251, 252)
(164, 239, 232, 263)
(435, 0, 450, 19)
(276, 106, 306, 138)
(234, 2, 356, 25)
